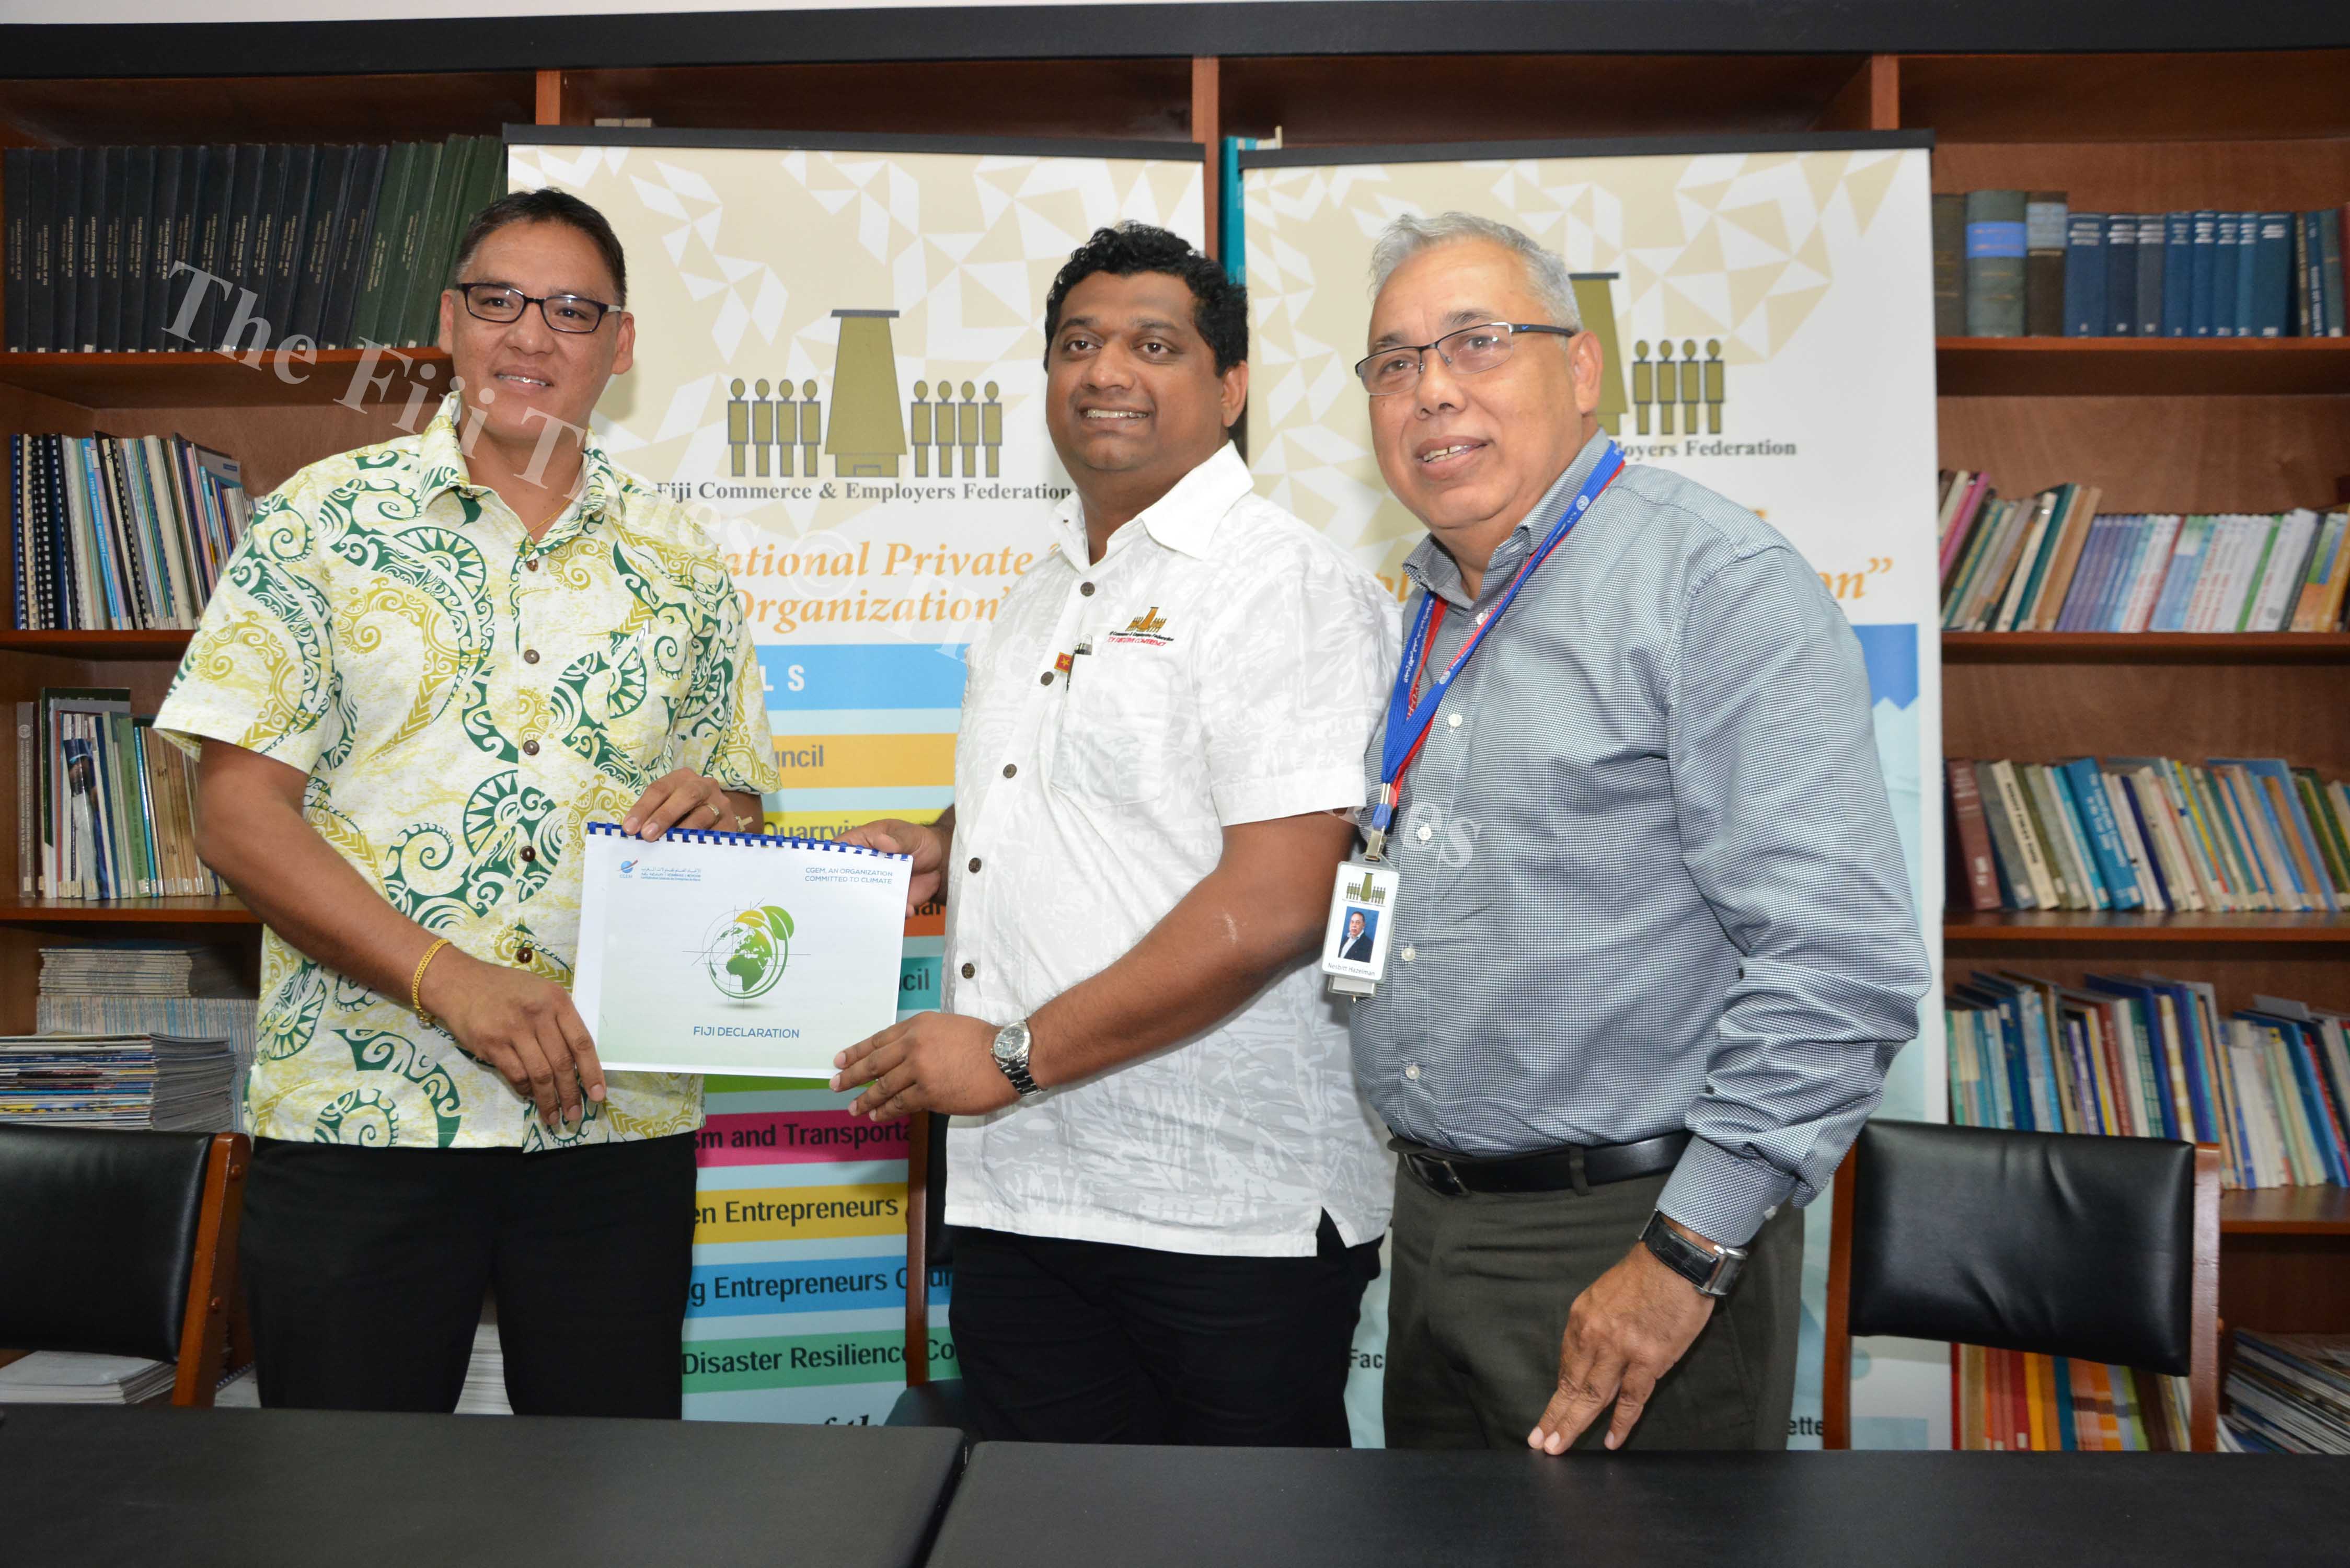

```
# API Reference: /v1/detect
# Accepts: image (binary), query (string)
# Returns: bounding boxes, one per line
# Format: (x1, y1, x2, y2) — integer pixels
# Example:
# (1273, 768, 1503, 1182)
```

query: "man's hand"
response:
(421, 947, 606, 1130)
(1530, 1229, 1719, 1454)
(622, 768, 756, 840)
(829, 1011, 1015, 1122)
(838, 814, 951, 916)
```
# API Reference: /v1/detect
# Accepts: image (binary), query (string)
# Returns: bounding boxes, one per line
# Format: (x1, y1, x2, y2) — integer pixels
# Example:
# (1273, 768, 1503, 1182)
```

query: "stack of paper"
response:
(0, 1032, 236, 1130)
(2226, 1330, 2350, 1452)
(0, 1351, 175, 1405)
(38, 943, 258, 1131)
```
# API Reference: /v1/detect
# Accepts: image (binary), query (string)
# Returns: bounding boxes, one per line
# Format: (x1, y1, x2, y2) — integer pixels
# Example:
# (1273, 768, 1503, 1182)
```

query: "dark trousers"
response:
(1385, 1166, 1802, 1451)
(948, 1215, 1381, 1446)
(241, 1133, 700, 1417)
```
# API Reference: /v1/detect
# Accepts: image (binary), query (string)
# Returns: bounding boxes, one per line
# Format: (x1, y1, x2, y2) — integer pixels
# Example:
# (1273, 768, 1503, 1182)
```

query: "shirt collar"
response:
(1049, 441, 1254, 569)
(1402, 425, 1614, 607)
(412, 391, 625, 534)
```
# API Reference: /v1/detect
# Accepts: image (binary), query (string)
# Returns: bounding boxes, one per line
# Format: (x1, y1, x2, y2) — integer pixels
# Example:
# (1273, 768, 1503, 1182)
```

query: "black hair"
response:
(450, 188, 629, 305)
(1042, 222, 1247, 374)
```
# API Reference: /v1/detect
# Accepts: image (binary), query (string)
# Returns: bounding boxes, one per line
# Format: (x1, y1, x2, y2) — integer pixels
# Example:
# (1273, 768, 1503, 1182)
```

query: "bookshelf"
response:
(2, 23, 2347, 1366)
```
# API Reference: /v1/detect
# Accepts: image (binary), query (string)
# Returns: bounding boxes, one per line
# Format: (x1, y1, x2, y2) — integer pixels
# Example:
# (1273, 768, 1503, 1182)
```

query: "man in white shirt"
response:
(834, 224, 1396, 1445)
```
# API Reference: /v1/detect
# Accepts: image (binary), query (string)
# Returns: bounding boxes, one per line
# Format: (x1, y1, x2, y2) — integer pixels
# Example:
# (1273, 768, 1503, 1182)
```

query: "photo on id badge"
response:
(1321, 860, 1400, 985)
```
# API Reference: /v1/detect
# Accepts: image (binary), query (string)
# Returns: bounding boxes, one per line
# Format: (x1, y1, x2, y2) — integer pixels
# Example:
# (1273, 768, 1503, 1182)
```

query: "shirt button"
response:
(1446, 712, 1462, 729)
(1415, 823, 1433, 843)
(516, 944, 535, 963)
(1400, 945, 1415, 962)
(1080, 582, 1095, 596)
(1404, 1064, 1421, 1080)
(960, 962, 976, 979)
(522, 739, 540, 756)
(525, 558, 540, 572)
(523, 648, 540, 665)
(968, 857, 982, 873)
(1003, 763, 1017, 778)
(1475, 610, 1489, 625)
(519, 846, 536, 862)
(1765, 1205, 1780, 1220)
(1040, 671, 1054, 686)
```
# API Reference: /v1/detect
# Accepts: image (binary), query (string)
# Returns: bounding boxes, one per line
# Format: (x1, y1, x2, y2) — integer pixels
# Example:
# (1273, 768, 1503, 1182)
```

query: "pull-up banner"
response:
(1235, 132, 1946, 1448)
(509, 128, 1206, 1426)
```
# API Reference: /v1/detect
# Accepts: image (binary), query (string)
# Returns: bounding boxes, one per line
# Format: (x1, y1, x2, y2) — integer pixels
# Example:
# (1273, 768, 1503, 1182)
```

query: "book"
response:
(350, 141, 416, 345)
(1948, 760, 2002, 912)
(264, 143, 317, 344)
(2317, 209, 2346, 336)
(2231, 210, 2260, 338)
(145, 147, 189, 351)
(291, 144, 352, 344)
(2251, 212, 2294, 337)
(2134, 212, 2164, 338)
(2062, 210, 2105, 337)
(320, 143, 388, 349)
(6, 434, 252, 631)
(2103, 212, 2137, 337)
(2189, 210, 2218, 337)
(2211, 212, 2241, 338)
(1964, 189, 2028, 338)
(2023, 191, 2067, 337)
(2161, 211, 2194, 337)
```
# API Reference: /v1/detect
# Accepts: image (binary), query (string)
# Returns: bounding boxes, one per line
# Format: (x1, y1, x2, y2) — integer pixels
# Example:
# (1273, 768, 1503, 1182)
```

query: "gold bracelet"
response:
(410, 937, 452, 1027)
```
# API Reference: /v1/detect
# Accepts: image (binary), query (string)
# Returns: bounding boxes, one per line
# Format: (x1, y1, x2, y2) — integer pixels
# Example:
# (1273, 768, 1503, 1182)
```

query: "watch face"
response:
(993, 1022, 1029, 1065)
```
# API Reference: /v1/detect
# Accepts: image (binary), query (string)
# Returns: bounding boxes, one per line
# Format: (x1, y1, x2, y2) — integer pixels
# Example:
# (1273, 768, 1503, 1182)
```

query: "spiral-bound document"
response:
(572, 822, 913, 1077)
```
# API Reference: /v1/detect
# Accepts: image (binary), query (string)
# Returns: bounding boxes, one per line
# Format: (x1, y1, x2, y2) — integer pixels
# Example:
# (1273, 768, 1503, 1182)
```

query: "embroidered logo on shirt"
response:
(1107, 606, 1173, 647)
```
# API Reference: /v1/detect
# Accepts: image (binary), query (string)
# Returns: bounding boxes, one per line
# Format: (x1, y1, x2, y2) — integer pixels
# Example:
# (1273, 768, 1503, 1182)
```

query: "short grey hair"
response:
(1368, 211, 1581, 331)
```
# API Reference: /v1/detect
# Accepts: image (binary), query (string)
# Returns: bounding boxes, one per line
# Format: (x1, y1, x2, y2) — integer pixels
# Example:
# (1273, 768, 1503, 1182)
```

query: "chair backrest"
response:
(1822, 1120, 2219, 1451)
(0, 1125, 250, 1407)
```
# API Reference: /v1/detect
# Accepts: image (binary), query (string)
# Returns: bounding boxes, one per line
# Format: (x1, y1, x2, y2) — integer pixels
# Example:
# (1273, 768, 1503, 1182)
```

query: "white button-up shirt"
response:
(941, 443, 1399, 1256)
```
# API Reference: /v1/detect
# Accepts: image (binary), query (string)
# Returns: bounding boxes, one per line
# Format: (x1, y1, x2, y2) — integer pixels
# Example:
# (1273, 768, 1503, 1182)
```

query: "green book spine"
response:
(1931, 191, 1965, 338)
(398, 136, 470, 348)
(1965, 189, 2028, 338)
(2024, 191, 2068, 337)
(349, 142, 416, 345)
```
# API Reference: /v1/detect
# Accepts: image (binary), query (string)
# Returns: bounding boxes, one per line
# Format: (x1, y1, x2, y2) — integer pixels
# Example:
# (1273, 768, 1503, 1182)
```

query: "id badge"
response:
(1321, 859, 1401, 998)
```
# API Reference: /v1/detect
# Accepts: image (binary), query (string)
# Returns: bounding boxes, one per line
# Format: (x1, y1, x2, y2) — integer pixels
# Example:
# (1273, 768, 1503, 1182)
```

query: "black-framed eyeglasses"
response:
(454, 282, 619, 334)
(1354, 321, 1577, 397)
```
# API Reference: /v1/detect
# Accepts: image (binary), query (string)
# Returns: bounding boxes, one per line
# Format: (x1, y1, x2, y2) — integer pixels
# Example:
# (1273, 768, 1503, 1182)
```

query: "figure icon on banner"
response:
(1652, 341, 1676, 435)
(982, 381, 1002, 476)
(911, 381, 932, 477)
(1680, 339, 1701, 434)
(1702, 338, 1725, 433)
(726, 377, 751, 476)
(749, 379, 774, 477)
(1630, 341, 1653, 436)
(771, 377, 797, 477)
(799, 380, 823, 475)
(959, 381, 981, 476)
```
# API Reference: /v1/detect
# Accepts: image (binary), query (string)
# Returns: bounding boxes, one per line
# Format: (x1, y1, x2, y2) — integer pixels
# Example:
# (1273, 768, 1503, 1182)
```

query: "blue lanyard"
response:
(1369, 441, 1625, 842)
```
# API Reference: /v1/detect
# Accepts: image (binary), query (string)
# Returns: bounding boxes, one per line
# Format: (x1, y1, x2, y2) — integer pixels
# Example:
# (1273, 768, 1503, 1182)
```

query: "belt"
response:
(1392, 1131, 1691, 1198)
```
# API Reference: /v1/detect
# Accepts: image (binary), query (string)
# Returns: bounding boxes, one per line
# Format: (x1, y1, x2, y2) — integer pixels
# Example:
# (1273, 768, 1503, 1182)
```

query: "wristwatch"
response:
(990, 1019, 1042, 1099)
(1639, 1211, 1748, 1298)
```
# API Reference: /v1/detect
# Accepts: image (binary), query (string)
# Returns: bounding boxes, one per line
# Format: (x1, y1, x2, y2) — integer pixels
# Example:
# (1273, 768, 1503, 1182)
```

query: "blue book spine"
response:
(2055, 517, 2119, 631)
(2189, 211, 2218, 336)
(2310, 213, 2332, 337)
(2252, 213, 2293, 338)
(2103, 213, 2138, 336)
(2233, 212, 2261, 337)
(2115, 773, 2175, 910)
(2135, 214, 2165, 337)
(2049, 767, 2113, 909)
(2092, 516, 2151, 631)
(2254, 1011, 2350, 1184)
(2210, 213, 2241, 337)
(2151, 979, 2219, 1145)
(2063, 212, 2106, 336)
(2061, 757, 2142, 909)
(2162, 212, 2195, 336)
(2000, 1003, 2034, 1132)
(2321, 210, 2346, 336)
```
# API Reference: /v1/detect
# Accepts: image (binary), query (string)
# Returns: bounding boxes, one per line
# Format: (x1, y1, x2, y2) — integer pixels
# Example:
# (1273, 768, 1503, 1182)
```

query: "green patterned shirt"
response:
(157, 394, 781, 1149)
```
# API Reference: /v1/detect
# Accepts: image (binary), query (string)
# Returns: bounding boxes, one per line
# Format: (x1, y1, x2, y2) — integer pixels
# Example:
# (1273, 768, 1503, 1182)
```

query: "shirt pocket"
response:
(1049, 643, 1189, 810)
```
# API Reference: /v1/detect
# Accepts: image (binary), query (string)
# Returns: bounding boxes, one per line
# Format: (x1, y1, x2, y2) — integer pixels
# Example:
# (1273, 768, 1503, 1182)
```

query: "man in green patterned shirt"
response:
(158, 189, 779, 1416)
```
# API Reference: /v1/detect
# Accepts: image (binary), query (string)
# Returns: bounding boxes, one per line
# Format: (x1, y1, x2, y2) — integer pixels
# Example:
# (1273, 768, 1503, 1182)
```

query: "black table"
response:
(0, 1404, 961, 1567)
(924, 1443, 2350, 1567)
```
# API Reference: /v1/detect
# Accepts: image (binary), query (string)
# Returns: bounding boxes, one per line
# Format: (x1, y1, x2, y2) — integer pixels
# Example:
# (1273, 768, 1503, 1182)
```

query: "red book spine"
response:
(1948, 759, 2002, 912)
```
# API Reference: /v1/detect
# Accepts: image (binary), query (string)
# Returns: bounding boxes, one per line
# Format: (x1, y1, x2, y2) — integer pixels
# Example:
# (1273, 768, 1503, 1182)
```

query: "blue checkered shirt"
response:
(1349, 430, 1932, 1246)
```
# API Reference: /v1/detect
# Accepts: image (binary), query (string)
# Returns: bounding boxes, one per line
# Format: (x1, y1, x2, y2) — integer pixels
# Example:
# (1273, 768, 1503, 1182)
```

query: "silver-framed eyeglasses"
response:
(1354, 321, 1577, 396)
(455, 282, 619, 334)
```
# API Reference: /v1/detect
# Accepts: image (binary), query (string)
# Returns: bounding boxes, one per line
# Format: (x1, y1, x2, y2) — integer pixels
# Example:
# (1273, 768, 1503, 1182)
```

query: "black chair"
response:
(885, 1111, 975, 1439)
(1823, 1119, 2219, 1450)
(0, 1125, 251, 1408)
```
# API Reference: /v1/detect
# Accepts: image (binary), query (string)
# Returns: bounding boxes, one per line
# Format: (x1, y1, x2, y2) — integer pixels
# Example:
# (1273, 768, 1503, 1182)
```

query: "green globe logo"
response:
(701, 905, 794, 1000)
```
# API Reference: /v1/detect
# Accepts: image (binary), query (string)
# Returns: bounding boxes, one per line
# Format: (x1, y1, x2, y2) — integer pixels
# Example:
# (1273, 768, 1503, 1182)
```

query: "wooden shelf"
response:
(1943, 633, 2350, 665)
(1937, 337, 2350, 397)
(1944, 912, 2350, 944)
(0, 895, 254, 925)
(0, 349, 450, 409)
(0, 630, 194, 660)
(2221, 1186, 2350, 1236)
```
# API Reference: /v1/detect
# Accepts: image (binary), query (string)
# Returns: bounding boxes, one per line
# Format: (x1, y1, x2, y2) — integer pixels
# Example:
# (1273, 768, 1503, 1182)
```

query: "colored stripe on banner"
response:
(759, 644, 969, 710)
(696, 1110, 913, 1167)
(693, 1182, 907, 1243)
(771, 732, 956, 789)
(688, 1256, 951, 1318)
(683, 1329, 959, 1393)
